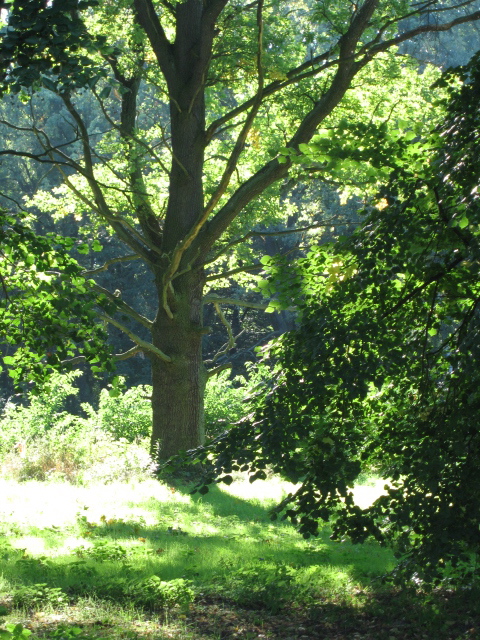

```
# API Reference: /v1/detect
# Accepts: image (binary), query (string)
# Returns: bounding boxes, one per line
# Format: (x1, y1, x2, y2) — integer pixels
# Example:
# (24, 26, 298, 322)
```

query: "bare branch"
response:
(207, 363, 233, 378)
(133, 0, 175, 83)
(360, 7, 480, 59)
(98, 312, 172, 362)
(214, 301, 235, 348)
(206, 263, 263, 281)
(204, 294, 295, 312)
(205, 325, 246, 365)
(91, 283, 153, 329)
(61, 345, 145, 367)
(81, 254, 140, 276)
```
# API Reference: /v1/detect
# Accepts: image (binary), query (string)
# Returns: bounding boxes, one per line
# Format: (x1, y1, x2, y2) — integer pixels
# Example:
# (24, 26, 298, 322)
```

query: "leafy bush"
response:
(0, 624, 108, 640)
(73, 540, 129, 562)
(0, 371, 82, 456)
(204, 370, 247, 439)
(92, 379, 152, 442)
(0, 373, 156, 483)
(95, 370, 249, 441)
(214, 562, 297, 613)
(126, 576, 194, 612)
(12, 583, 67, 609)
(98, 575, 194, 613)
(0, 623, 32, 640)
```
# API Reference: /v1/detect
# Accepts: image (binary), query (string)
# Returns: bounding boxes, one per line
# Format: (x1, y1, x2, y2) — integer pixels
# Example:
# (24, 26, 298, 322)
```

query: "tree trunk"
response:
(148, 0, 209, 459)
(150, 265, 208, 460)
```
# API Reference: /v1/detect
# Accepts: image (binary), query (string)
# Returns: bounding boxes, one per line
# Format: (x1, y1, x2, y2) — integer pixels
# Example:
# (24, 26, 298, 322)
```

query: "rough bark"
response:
(151, 270, 207, 458)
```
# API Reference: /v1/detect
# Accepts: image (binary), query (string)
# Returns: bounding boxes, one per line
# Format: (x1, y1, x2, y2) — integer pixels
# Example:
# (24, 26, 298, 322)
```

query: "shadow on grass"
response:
(1, 479, 395, 600)
(1, 476, 479, 640)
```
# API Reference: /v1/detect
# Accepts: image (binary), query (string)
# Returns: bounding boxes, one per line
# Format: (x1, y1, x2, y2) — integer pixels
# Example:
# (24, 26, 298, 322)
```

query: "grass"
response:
(0, 474, 479, 640)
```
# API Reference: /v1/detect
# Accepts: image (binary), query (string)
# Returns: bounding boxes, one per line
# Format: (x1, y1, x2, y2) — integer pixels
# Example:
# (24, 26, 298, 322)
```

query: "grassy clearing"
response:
(0, 475, 478, 640)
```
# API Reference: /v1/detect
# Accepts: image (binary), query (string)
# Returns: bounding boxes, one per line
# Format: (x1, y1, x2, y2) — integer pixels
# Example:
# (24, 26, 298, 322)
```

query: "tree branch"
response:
(133, 0, 176, 87)
(204, 222, 341, 267)
(360, 8, 480, 59)
(98, 312, 172, 362)
(92, 283, 153, 330)
(207, 363, 233, 378)
(204, 295, 295, 311)
(203, 0, 265, 216)
(59, 93, 160, 262)
(199, 0, 428, 256)
(62, 345, 145, 367)
(214, 301, 235, 348)
(206, 263, 263, 281)
(81, 254, 140, 276)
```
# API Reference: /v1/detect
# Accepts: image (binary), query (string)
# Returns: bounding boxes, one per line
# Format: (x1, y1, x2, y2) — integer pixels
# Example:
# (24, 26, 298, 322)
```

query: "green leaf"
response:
(41, 77, 57, 92)
(98, 85, 111, 100)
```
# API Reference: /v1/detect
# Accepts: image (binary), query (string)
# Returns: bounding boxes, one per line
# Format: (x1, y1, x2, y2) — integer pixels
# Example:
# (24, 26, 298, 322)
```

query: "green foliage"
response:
(0, 624, 32, 640)
(90, 370, 248, 442)
(73, 540, 129, 562)
(0, 373, 156, 483)
(214, 561, 298, 613)
(0, 371, 82, 455)
(0, 0, 113, 95)
(45, 626, 108, 640)
(12, 584, 67, 609)
(0, 211, 115, 388)
(0, 623, 108, 640)
(125, 576, 194, 612)
(204, 371, 247, 439)
(185, 53, 480, 586)
(93, 378, 152, 442)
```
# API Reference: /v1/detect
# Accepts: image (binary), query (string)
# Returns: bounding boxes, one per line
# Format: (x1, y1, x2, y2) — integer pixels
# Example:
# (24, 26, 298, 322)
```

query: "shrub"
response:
(12, 583, 68, 609)
(0, 373, 156, 483)
(204, 370, 247, 439)
(0, 371, 82, 456)
(93, 379, 152, 442)
(126, 576, 194, 612)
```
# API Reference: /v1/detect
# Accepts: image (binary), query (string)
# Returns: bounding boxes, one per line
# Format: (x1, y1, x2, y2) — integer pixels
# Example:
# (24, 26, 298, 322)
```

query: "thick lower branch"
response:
(61, 345, 144, 367)
(98, 312, 172, 362)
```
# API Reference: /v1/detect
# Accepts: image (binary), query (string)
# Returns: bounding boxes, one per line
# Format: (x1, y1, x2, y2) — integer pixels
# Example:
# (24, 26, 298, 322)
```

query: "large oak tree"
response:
(1, 0, 480, 458)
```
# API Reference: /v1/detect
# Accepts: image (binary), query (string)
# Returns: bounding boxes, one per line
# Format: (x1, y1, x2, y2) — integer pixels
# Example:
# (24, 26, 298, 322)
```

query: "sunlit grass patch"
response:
(352, 475, 389, 509)
(0, 473, 397, 636)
